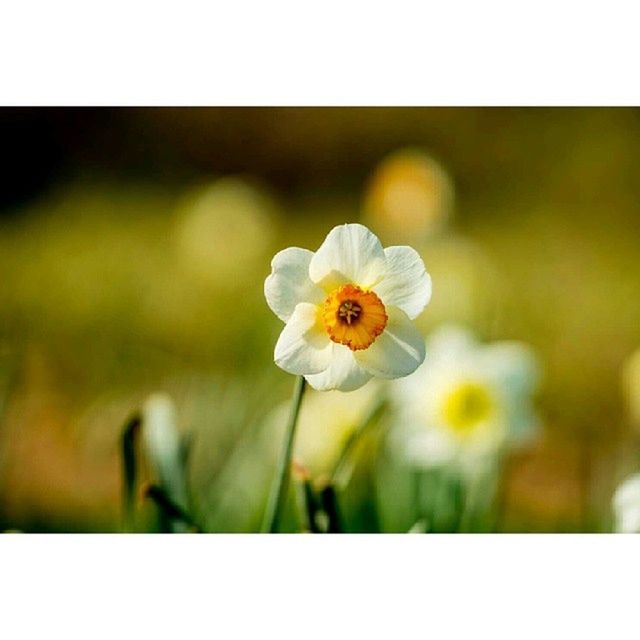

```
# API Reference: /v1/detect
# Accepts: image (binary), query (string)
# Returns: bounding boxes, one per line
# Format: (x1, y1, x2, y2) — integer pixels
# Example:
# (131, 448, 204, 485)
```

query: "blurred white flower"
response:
(142, 393, 188, 510)
(264, 223, 431, 392)
(612, 473, 640, 533)
(391, 326, 541, 469)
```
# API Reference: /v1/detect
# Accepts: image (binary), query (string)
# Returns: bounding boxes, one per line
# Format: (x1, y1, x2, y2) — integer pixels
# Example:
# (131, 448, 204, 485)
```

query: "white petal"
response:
(397, 428, 458, 468)
(274, 303, 332, 375)
(304, 344, 372, 392)
(308, 223, 386, 289)
(427, 325, 477, 361)
(373, 246, 432, 319)
(482, 342, 541, 394)
(355, 307, 426, 378)
(264, 247, 325, 322)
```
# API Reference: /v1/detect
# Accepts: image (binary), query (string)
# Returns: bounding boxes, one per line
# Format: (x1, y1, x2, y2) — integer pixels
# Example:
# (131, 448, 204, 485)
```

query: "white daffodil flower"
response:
(612, 473, 640, 533)
(391, 325, 541, 468)
(264, 223, 431, 392)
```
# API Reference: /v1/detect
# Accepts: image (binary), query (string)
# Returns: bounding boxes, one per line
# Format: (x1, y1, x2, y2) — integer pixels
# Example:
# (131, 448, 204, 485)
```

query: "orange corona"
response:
(322, 284, 388, 351)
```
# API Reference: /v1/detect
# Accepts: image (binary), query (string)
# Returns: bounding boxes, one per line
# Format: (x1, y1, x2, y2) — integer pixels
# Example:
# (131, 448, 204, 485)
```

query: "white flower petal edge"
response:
(304, 344, 373, 392)
(355, 307, 426, 378)
(308, 223, 386, 290)
(372, 246, 432, 320)
(427, 325, 477, 362)
(265, 247, 325, 322)
(274, 303, 333, 375)
(481, 342, 541, 394)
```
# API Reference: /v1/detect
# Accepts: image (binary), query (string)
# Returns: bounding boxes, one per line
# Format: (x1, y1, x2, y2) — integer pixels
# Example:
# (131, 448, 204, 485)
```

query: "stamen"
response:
(338, 300, 362, 325)
(322, 284, 387, 351)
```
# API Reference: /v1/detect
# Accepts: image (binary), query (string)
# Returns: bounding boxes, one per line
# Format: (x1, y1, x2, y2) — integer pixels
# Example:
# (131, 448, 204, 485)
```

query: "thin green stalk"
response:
(457, 475, 475, 533)
(487, 452, 507, 533)
(294, 474, 322, 533)
(261, 376, 307, 533)
(458, 459, 501, 533)
(319, 485, 343, 533)
(447, 472, 465, 533)
(413, 469, 427, 528)
(330, 399, 386, 488)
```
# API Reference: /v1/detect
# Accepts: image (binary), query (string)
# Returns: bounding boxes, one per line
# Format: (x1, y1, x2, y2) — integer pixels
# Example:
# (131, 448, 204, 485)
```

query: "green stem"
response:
(294, 476, 322, 533)
(319, 485, 343, 533)
(330, 399, 386, 488)
(261, 376, 307, 533)
(413, 469, 429, 529)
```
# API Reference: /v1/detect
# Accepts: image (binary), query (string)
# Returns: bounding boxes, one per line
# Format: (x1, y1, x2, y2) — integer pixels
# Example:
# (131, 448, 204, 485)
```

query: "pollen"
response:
(322, 284, 387, 351)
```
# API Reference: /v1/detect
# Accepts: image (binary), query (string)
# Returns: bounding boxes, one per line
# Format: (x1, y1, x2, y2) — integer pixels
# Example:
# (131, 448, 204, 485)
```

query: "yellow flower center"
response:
(441, 381, 494, 435)
(322, 284, 387, 351)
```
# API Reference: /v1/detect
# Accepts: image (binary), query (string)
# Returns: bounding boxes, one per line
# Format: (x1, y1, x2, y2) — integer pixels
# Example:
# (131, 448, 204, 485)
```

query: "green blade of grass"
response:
(144, 485, 201, 532)
(121, 413, 142, 533)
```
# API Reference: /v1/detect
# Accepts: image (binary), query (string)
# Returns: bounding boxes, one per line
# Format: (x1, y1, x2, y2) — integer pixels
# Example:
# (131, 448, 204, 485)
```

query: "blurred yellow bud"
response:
(363, 149, 454, 244)
(174, 176, 278, 286)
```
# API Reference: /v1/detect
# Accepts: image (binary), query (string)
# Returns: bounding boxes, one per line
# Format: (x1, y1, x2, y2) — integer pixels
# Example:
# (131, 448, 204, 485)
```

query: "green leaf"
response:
(144, 485, 201, 532)
(121, 413, 142, 532)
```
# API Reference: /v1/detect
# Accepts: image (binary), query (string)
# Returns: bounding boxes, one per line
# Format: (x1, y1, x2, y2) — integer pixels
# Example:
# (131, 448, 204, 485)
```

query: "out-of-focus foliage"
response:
(1, 108, 640, 532)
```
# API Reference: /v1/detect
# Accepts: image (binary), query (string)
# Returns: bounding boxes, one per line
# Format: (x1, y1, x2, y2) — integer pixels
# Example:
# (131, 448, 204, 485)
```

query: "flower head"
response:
(265, 223, 431, 391)
(390, 326, 541, 468)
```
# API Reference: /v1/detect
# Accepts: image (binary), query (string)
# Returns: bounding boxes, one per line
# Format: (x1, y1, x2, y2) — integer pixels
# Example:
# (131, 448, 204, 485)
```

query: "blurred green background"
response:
(1, 107, 639, 532)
